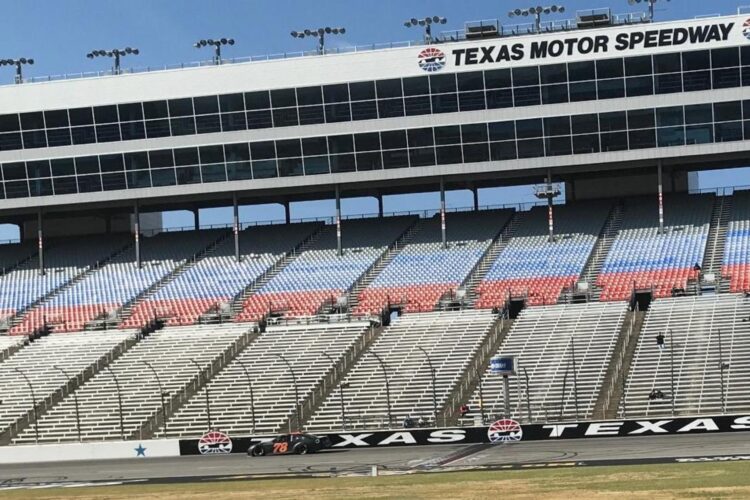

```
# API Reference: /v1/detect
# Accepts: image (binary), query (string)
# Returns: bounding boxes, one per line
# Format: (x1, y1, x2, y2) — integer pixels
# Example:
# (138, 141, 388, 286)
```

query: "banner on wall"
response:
(178, 414, 750, 455)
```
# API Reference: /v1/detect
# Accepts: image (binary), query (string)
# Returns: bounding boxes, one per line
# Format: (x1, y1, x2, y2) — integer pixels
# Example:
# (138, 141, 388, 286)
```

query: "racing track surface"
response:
(1, 433, 749, 488)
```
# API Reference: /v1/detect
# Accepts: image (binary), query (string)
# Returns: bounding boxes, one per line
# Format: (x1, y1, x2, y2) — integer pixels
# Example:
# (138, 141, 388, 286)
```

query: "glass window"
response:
(430, 73, 457, 93)
(540, 63, 567, 84)
(407, 128, 434, 148)
(221, 111, 247, 131)
(354, 132, 380, 151)
(712, 47, 739, 68)
(219, 93, 245, 112)
(176, 166, 200, 185)
(625, 55, 652, 76)
(488, 121, 515, 141)
(382, 149, 409, 169)
(431, 93, 458, 113)
(94, 105, 118, 123)
(2, 162, 26, 180)
(168, 98, 193, 117)
(150, 168, 176, 187)
(99, 154, 124, 172)
(403, 76, 430, 96)
(378, 97, 404, 118)
(0, 114, 19, 132)
(686, 124, 713, 144)
(145, 119, 170, 138)
(544, 116, 570, 136)
(330, 154, 356, 173)
(69, 107, 94, 125)
(490, 141, 517, 160)
(53, 176, 78, 194)
(298, 105, 325, 125)
(126, 170, 151, 189)
(143, 101, 168, 119)
(683, 70, 711, 91)
(22, 130, 46, 148)
(149, 149, 174, 169)
(349, 81, 376, 101)
(573, 134, 599, 154)
(272, 107, 298, 127)
(351, 101, 378, 121)
(323, 84, 349, 103)
(568, 61, 595, 82)
(75, 156, 100, 175)
(484, 69, 511, 89)
(20, 112, 44, 130)
(654, 53, 681, 73)
(512, 66, 539, 86)
(376, 79, 402, 98)
(599, 111, 627, 131)
(173, 147, 199, 166)
(405, 96, 432, 115)
(245, 91, 271, 110)
(118, 102, 143, 122)
(436, 145, 462, 165)
(29, 178, 53, 196)
(328, 135, 354, 154)
(516, 118, 543, 139)
(101, 172, 126, 191)
(682, 50, 710, 71)
(569, 81, 596, 102)
(296, 86, 323, 106)
(486, 88, 513, 109)
(27, 159, 50, 178)
(246, 110, 273, 129)
(517, 138, 544, 158)
(302, 137, 328, 156)
(304, 156, 329, 175)
(193, 95, 219, 115)
(277, 157, 304, 177)
(458, 91, 485, 111)
(596, 58, 623, 78)
(170, 116, 195, 136)
(276, 139, 302, 158)
(545, 136, 572, 156)
(656, 106, 684, 127)
(5, 180, 29, 198)
(685, 104, 713, 124)
(434, 125, 461, 145)
(201, 162, 227, 182)
(513, 86, 541, 106)
(713, 67, 740, 89)
(572, 114, 598, 134)
(627, 109, 655, 129)
(199, 145, 225, 164)
(461, 123, 488, 143)
(626, 76, 653, 97)
(655, 73, 682, 94)
(457, 72, 484, 91)
(742, 46, 750, 66)
(715, 121, 742, 142)
(714, 101, 741, 122)
(224, 143, 250, 162)
(47, 127, 72, 147)
(251, 141, 276, 160)
(271, 88, 296, 108)
(0, 132, 22, 151)
(628, 129, 656, 149)
(462, 143, 489, 163)
(409, 147, 435, 167)
(195, 114, 221, 134)
(324, 102, 351, 123)
(657, 126, 685, 147)
(381, 130, 407, 150)
(252, 160, 277, 179)
(124, 152, 149, 171)
(44, 110, 69, 128)
(541, 84, 568, 104)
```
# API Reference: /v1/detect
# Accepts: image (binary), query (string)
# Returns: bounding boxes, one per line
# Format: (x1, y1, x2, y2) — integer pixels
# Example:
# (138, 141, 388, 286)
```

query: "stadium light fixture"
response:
(290, 26, 346, 55)
(508, 5, 565, 33)
(0, 58, 34, 84)
(627, 0, 669, 21)
(86, 47, 140, 75)
(404, 16, 448, 44)
(194, 37, 235, 65)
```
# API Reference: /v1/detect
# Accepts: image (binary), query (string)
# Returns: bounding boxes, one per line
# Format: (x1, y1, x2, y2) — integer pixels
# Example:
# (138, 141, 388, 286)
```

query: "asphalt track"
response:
(1, 433, 749, 489)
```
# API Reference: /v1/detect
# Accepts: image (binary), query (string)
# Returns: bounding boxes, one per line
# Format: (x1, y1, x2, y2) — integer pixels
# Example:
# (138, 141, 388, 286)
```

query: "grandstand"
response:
(0, 6, 748, 446)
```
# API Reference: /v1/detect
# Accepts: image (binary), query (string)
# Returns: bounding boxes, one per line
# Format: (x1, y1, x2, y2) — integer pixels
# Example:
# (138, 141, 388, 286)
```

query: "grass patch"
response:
(3, 461, 750, 499)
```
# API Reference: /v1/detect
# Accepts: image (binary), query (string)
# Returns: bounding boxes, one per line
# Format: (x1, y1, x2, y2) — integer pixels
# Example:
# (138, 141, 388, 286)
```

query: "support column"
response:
(193, 208, 200, 231)
(657, 161, 664, 235)
(104, 215, 112, 234)
(377, 195, 383, 218)
(284, 202, 291, 224)
(233, 194, 240, 263)
(472, 188, 479, 212)
(37, 210, 44, 276)
(134, 201, 141, 269)
(546, 170, 554, 243)
(335, 186, 342, 257)
(440, 178, 447, 249)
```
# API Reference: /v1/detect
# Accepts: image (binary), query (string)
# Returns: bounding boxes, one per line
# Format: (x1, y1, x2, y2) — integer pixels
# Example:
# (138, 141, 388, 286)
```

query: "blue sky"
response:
(1, 0, 749, 233)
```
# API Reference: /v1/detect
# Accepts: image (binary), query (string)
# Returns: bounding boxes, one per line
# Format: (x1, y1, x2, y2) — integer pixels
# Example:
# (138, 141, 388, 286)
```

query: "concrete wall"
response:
(0, 439, 179, 464)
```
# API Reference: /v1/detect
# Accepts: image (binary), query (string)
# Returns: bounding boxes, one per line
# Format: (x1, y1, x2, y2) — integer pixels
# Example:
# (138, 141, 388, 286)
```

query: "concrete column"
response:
(37, 210, 44, 276)
(134, 201, 141, 269)
(440, 178, 447, 249)
(193, 208, 200, 231)
(335, 186, 342, 257)
(472, 188, 479, 212)
(233, 194, 240, 263)
(284, 202, 291, 224)
(377, 195, 383, 218)
(657, 161, 664, 235)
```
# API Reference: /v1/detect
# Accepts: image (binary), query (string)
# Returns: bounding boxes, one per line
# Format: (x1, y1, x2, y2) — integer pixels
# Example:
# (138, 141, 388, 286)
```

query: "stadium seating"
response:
(159, 321, 370, 437)
(307, 310, 497, 431)
(622, 294, 750, 417)
(17, 230, 226, 333)
(467, 302, 627, 421)
(597, 194, 713, 301)
(236, 217, 414, 321)
(722, 190, 750, 293)
(122, 223, 320, 327)
(0, 330, 137, 437)
(354, 210, 513, 315)
(14, 324, 253, 444)
(475, 202, 609, 308)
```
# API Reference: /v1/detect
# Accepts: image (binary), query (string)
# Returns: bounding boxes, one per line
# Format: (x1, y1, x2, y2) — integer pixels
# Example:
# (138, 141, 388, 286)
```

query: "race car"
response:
(247, 432, 332, 456)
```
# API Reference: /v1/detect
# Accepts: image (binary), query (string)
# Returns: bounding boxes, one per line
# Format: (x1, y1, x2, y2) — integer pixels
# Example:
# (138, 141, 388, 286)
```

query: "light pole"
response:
(234, 359, 256, 433)
(141, 361, 168, 437)
(104, 366, 125, 440)
(477, 372, 486, 424)
(508, 5, 565, 33)
(319, 351, 337, 389)
(627, 0, 668, 21)
(522, 367, 532, 423)
(403, 16, 447, 44)
(274, 354, 301, 431)
(188, 358, 212, 430)
(86, 47, 139, 75)
(669, 329, 675, 417)
(416, 346, 438, 426)
(14, 368, 39, 444)
(339, 382, 350, 431)
(368, 352, 393, 428)
(0, 58, 34, 84)
(717, 329, 729, 414)
(290, 27, 346, 55)
(571, 337, 579, 420)
(194, 37, 235, 65)
(53, 365, 81, 442)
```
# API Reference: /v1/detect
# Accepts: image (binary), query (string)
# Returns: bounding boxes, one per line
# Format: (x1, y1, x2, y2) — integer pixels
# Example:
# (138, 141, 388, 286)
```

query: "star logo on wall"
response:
(134, 444, 147, 457)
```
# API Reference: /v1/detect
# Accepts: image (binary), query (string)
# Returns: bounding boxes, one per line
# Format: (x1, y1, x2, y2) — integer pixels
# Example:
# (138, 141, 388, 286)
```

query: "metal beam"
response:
(37, 210, 44, 276)
(134, 201, 141, 269)
(335, 186, 342, 257)
(440, 178, 447, 249)
(233, 194, 240, 263)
